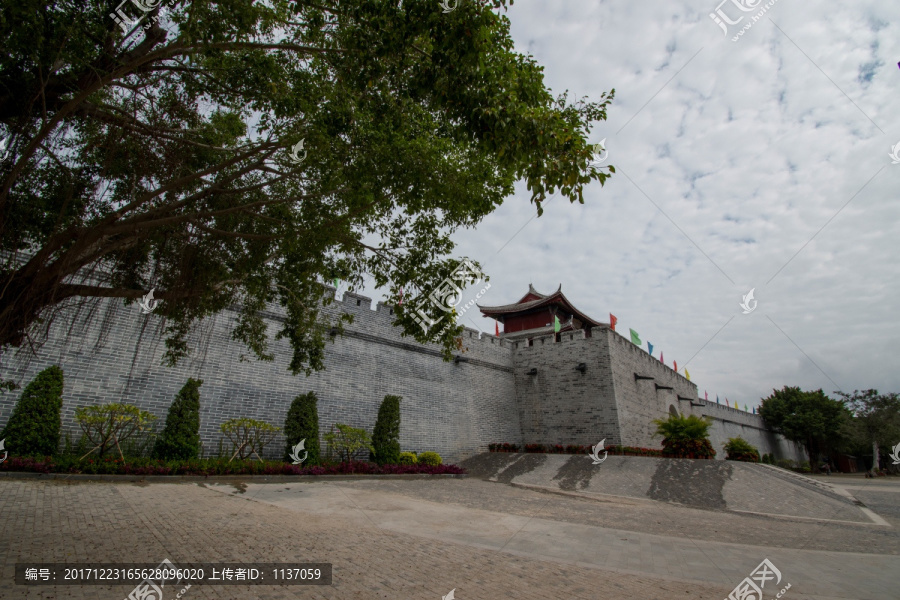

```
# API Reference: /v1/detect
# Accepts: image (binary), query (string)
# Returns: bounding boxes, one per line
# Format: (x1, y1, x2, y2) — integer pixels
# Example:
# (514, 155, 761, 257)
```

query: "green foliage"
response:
(74, 403, 157, 461)
(0, 0, 615, 368)
(398, 451, 418, 465)
(653, 413, 713, 441)
(152, 379, 202, 461)
(417, 451, 442, 466)
(775, 459, 795, 469)
(724, 437, 760, 462)
(220, 418, 280, 461)
(759, 386, 850, 471)
(0, 365, 64, 457)
(760, 453, 774, 464)
(652, 413, 715, 458)
(370, 395, 402, 465)
(324, 424, 373, 463)
(283, 392, 321, 465)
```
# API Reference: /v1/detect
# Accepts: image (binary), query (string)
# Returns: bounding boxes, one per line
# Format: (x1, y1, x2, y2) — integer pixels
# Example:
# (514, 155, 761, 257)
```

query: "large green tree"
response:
(758, 386, 849, 473)
(835, 389, 900, 475)
(0, 0, 615, 377)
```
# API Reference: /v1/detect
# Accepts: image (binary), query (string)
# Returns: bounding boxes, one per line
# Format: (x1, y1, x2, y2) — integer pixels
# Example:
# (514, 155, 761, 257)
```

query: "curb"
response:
(0, 471, 468, 483)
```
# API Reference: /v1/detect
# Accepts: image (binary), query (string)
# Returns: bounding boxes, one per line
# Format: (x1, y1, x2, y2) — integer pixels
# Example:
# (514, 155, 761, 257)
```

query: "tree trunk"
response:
(871, 439, 879, 475)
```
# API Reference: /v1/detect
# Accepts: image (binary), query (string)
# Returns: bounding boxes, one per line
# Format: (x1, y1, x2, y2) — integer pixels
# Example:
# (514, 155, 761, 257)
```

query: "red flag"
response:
(705, 391, 708, 401)
(674, 360, 677, 373)
(398, 287, 403, 305)
(660, 351, 664, 364)
(495, 321, 500, 336)
(609, 314, 617, 331)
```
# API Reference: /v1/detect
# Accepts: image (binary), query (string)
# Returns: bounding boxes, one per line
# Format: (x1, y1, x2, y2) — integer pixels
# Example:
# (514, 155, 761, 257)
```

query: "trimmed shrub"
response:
(653, 413, 716, 459)
(370, 394, 402, 465)
(283, 392, 320, 465)
(398, 451, 418, 465)
(325, 423, 373, 462)
(220, 418, 280, 461)
(417, 451, 442, 466)
(775, 458, 795, 469)
(724, 437, 760, 462)
(0, 365, 64, 457)
(152, 378, 202, 461)
(75, 403, 157, 461)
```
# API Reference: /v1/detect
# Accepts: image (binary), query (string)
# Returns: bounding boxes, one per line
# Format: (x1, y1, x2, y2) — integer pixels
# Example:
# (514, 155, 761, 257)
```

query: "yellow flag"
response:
(685, 368, 691, 381)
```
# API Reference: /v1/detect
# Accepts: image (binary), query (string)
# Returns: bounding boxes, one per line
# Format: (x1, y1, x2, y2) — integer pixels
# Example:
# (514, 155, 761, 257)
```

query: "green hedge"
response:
(0, 366, 64, 457)
(152, 379, 202, 460)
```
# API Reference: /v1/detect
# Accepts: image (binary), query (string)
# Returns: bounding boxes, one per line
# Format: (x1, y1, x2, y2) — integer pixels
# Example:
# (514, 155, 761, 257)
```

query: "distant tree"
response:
(0, 365, 64, 456)
(758, 386, 849, 473)
(283, 392, 320, 465)
(152, 378, 202, 460)
(835, 389, 900, 475)
(370, 394, 402, 465)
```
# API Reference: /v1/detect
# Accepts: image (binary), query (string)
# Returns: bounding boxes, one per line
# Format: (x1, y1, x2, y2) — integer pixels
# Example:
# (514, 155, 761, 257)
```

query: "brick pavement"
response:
(1, 475, 897, 600)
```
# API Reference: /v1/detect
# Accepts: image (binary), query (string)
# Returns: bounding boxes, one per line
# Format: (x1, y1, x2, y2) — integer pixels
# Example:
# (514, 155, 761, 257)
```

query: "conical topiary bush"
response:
(370, 394, 402, 465)
(0, 365, 64, 457)
(283, 391, 320, 465)
(152, 378, 202, 460)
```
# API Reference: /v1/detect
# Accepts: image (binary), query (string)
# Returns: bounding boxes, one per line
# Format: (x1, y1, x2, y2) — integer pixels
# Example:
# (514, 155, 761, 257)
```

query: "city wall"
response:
(0, 290, 519, 463)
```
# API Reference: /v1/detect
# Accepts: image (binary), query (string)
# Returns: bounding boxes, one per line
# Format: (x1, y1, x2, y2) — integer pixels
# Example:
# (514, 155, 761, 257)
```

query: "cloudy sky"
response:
(362, 0, 900, 409)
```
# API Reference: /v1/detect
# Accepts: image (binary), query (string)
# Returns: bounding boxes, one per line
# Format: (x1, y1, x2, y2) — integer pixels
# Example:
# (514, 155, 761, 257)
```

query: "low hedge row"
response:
(488, 443, 664, 457)
(0, 456, 464, 477)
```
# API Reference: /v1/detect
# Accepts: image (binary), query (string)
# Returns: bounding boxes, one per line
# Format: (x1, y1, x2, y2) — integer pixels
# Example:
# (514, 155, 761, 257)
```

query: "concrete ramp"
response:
(460, 453, 879, 524)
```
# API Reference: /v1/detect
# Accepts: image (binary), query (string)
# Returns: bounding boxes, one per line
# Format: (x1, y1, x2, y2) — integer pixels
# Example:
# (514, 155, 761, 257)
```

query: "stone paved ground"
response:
(0, 471, 897, 600)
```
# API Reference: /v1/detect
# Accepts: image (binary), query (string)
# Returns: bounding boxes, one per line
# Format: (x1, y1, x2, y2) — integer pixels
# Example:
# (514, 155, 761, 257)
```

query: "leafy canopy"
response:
(0, 0, 615, 373)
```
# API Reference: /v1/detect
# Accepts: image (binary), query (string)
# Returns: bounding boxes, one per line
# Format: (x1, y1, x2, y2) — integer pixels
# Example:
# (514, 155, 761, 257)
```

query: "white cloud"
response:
(363, 0, 900, 406)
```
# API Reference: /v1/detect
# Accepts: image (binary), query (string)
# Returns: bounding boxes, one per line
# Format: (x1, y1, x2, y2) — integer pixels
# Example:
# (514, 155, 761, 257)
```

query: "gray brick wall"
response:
(0, 291, 519, 463)
(605, 329, 698, 448)
(510, 329, 621, 446)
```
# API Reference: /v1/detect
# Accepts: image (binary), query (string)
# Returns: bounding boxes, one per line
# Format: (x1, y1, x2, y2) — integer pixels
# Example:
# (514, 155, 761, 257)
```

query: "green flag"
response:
(630, 328, 641, 345)
(553, 316, 561, 332)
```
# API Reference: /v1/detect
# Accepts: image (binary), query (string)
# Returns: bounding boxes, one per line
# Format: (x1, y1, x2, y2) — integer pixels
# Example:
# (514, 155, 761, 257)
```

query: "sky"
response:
(358, 0, 900, 409)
